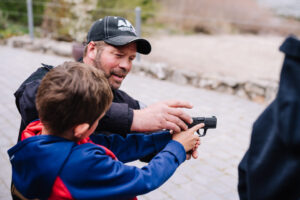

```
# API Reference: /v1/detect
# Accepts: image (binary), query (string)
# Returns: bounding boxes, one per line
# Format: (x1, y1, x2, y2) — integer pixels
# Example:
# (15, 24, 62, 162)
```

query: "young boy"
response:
(8, 61, 202, 200)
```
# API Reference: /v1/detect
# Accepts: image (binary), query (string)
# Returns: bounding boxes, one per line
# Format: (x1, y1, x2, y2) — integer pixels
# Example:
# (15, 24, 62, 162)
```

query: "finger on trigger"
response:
(191, 123, 205, 132)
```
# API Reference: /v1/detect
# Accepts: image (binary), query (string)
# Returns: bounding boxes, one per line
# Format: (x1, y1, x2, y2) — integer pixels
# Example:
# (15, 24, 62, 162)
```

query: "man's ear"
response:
(74, 123, 90, 139)
(87, 42, 97, 60)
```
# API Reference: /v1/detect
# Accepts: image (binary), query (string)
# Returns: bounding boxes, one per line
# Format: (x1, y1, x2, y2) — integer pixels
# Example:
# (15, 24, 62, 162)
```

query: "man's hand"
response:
(131, 100, 193, 133)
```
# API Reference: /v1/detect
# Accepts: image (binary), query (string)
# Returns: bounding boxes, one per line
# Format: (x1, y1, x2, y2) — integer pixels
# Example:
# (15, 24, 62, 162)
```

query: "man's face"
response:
(93, 42, 137, 90)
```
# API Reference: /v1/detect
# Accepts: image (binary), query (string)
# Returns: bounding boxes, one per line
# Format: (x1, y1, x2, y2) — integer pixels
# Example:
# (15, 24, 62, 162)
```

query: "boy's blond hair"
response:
(36, 61, 113, 135)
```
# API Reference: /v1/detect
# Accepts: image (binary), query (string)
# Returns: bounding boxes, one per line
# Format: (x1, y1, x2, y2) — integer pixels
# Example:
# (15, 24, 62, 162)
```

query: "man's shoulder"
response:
(112, 89, 139, 108)
(14, 64, 54, 98)
(23, 63, 53, 84)
(113, 88, 130, 97)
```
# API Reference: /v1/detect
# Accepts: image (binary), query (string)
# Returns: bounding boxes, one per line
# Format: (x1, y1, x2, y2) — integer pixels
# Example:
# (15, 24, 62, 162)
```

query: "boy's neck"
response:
(41, 126, 50, 136)
(41, 127, 77, 141)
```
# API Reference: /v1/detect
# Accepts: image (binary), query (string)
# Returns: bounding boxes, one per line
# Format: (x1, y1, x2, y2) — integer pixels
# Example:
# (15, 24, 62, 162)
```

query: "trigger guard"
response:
(196, 129, 207, 137)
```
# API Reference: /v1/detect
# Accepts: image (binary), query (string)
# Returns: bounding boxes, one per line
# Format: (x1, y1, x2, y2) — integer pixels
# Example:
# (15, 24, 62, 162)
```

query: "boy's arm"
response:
(90, 131, 171, 163)
(61, 140, 186, 199)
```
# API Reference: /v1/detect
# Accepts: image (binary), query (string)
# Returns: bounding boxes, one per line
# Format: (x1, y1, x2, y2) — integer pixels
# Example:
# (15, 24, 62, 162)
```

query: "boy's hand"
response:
(186, 141, 201, 160)
(172, 123, 204, 155)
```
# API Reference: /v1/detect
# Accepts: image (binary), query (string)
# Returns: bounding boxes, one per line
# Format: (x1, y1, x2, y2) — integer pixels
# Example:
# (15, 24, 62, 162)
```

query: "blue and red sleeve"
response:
(59, 140, 186, 199)
(89, 131, 172, 163)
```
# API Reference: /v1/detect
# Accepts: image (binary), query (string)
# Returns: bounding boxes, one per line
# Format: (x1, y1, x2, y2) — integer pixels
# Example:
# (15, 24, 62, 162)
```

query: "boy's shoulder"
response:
(70, 142, 116, 161)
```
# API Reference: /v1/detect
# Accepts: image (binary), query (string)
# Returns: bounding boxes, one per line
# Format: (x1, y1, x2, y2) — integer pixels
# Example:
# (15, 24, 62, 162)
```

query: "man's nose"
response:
(119, 59, 132, 72)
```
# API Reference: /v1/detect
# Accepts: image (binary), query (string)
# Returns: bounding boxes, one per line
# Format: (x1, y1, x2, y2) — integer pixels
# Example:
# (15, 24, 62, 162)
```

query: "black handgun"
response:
(187, 116, 217, 137)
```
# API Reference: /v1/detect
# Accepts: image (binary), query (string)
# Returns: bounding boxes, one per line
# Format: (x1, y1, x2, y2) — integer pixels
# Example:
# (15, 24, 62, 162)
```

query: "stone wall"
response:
(132, 61, 278, 104)
(4, 36, 278, 104)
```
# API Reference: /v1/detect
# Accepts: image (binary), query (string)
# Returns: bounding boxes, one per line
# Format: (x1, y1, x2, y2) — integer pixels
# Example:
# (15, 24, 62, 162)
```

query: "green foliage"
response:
(0, 21, 28, 39)
(0, 10, 27, 39)
(0, 0, 160, 40)
(0, 0, 48, 26)
(0, 10, 8, 30)
(95, 0, 158, 23)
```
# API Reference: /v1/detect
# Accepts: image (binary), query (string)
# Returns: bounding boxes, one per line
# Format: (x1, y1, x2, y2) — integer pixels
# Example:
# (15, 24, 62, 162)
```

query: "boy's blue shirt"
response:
(8, 122, 186, 200)
(8, 135, 75, 198)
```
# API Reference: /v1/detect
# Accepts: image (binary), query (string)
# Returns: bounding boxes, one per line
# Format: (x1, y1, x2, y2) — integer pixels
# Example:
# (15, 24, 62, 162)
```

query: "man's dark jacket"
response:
(238, 36, 300, 200)
(14, 64, 140, 141)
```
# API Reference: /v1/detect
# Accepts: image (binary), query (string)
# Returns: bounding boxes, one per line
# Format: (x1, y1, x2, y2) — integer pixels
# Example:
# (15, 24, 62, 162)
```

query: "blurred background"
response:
(0, 1, 300, 200)
(1, 0, 299, 40)
(0, 0, 299, 103)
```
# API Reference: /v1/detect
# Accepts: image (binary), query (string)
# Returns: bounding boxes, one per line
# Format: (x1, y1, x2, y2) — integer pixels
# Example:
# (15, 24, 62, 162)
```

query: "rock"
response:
(244, 81, 265, 97)
(265, 81, 278, 103)
(50, 41, 72, 57)
(190, 75, 200, 87)
(235, 86, 249, 99)
(24, 43, 41, 52)
(169, 69, 189, 85)
(221, 76, 239, 88)
(199, 73, 222, 89)
(146, 62, 169, 80)
(9, 35, 33, 48)
(199, 78, 213, 89)
(133, 61, 171, 80)
(216, 84, 235, 94)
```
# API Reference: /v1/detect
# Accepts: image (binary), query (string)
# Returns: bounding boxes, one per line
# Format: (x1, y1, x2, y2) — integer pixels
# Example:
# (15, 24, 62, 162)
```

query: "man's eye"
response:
(116, 54, 123, 57)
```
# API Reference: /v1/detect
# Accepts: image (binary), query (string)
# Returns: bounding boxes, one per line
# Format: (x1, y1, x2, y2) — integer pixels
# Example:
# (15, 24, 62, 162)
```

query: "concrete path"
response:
(0, 46, 266, 200)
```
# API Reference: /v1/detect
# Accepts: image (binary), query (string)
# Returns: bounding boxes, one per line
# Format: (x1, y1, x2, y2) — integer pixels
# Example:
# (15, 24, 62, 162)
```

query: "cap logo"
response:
(117, 19, 136, 34)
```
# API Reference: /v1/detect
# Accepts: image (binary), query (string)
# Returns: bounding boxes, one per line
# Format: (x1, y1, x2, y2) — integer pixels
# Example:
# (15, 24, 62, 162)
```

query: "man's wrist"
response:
(138, 101, 147, 109)
(131, 109, 142, 132)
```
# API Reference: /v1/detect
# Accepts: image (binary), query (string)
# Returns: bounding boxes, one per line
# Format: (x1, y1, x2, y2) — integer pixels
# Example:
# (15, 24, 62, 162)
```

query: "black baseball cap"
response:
(87, 16, 151, 54)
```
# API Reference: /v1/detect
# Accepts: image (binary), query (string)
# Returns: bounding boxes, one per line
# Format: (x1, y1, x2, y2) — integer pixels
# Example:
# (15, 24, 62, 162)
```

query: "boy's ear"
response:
(74, 123, 90, 139)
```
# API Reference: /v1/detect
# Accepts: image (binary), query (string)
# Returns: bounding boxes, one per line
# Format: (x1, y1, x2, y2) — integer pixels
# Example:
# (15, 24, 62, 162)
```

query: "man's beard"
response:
(93, 54, 128, 90)
(110, 68, 128, 78)
(107, 68, 128, 90)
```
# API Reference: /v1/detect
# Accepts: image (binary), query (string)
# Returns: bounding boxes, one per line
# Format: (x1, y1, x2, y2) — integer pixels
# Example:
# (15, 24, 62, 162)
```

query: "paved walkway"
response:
(0, 46, 266, 200)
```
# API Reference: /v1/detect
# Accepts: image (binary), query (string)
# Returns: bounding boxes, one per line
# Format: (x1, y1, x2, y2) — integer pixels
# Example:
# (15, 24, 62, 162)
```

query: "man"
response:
(15, 16, 194, 141)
